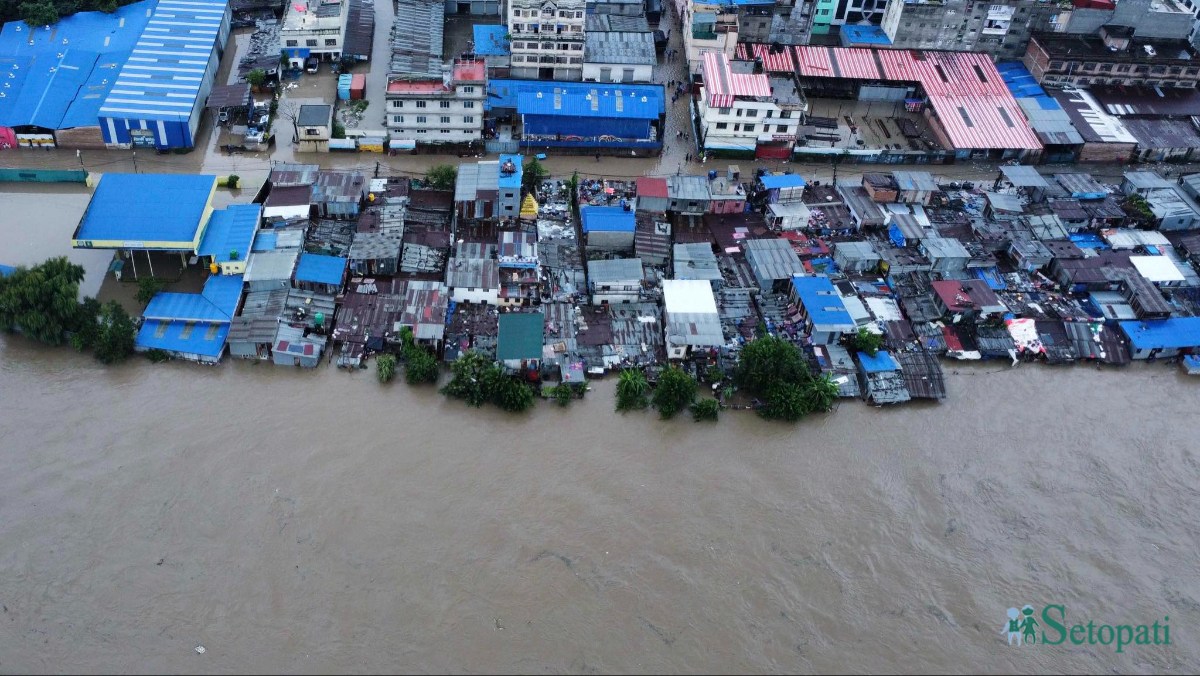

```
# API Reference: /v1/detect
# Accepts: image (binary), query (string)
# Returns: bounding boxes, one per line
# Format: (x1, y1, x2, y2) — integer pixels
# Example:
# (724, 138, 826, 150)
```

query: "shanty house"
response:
(588, 258, 644, 304)
(294, 253, 348, 295)
(348, 231, 404, 276)
(244, 249, 300, 293)
(744, 238, 804, 293)
(1118, 318, 1200, 360)
(931, 279, 1006, 320)
(135, 274, 244, 364)
(497, 312, 543, 371)
(789, 275, 855, 345)
(581, 206, 636, 251)
(196, 204, 260, 275)
(857, 351, 910, 406)
(271, 323, 324, 368)
(446, 257, 500, 305)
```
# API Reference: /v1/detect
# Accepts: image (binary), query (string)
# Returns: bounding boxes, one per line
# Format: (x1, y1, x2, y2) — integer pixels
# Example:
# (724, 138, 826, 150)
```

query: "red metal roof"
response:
(636, 176, 668, 198)
(452, 59, 486, 83)
(386, 79, 450, 95)
(792, 46, 1043, 152)
(702, 52, 771, 109)
(735, 43, 795, 75)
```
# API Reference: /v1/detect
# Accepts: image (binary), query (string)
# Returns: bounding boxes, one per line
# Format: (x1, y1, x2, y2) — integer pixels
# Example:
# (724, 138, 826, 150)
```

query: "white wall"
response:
(582, 63, 654, 83)
(450, 287, 500, 305)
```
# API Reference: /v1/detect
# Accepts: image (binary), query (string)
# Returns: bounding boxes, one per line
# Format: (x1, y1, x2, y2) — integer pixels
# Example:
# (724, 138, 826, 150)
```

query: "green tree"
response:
(492, 375, 536, 412)
(615, 368, 649, 411)
(652, 366, 697, 419)
(425, 164, 458, 190)
(522, 157, 548, 196)
(735, 335, 812, 395)
(761, 382, 809, 422)
(441, 351, 494, 407)
(705, 363, 725, 384)
(245, 68, 267, 89)
(550, 383, 574, 407)
(92, 301, 136, 364)
(802, 373, 840, 414)
(848, 327, 883, 356)
(19, 1, 59, 26)
(136, 276, 166, 306)
(332, 120, 346, 139)
(68, 296, 102, 352)
(98, 0, 119, 12)
(0, 257, 86, 345)
(404, 347, 439, 385)
(376, 353, 397, 383)
(566, 171, 580, 211)
(690, 398, 720, 422)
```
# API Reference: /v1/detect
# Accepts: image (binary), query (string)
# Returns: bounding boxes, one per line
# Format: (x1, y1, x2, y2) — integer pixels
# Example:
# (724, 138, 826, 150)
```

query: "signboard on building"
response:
(129, 129, 155, 148)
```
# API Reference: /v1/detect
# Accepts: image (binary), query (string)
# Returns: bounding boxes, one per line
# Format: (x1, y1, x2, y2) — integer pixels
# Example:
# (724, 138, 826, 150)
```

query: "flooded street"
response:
(1, 191, 1199, 673)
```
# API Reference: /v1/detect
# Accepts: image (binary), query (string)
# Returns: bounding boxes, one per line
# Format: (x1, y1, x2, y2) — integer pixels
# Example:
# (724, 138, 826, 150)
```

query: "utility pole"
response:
(76, 149, 84, 171)
(374, 161, 380, 178)
(131, 151, 138, 174)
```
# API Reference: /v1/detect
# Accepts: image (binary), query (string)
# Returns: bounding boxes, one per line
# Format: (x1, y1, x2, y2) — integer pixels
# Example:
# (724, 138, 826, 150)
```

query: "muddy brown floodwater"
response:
(1, 188, 1199, 674)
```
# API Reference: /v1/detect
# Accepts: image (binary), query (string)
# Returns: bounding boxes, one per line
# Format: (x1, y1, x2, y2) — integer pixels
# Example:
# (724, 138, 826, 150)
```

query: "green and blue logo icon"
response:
(1003, 604, 1171, 653)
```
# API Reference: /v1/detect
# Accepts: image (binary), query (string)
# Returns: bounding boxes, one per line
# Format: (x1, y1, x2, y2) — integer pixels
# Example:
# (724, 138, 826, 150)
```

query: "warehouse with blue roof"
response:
(98, 0, 231, 149)
(136, 273, 244, 363)
(487, 79, 664, 153)
(0, 1, 153, 147)
(73, 173, 218, 250)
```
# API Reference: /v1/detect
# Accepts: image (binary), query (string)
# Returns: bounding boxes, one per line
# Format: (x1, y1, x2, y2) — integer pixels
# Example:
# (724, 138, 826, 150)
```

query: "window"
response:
(745, 109, 757, 117)
(440, 101, 451, 109)
(542, 41, 553, 49)
(462, 85, 475, 93)
(777, 125, 789, 133)
(716, 122, 728, 130)
(819, 8, 830, 14)
(416, 101, 427, 108)
(393, 115, 404, 124)
(576, 10, 583, 17)
(743, 124, 755, 132)
(416, 129, 427, 134)
(464, 116, 474, 123)
(780, 110, 791, 119)
(719, 107, 731, 115)
(513, 23, 522, 31)
(305, 129, 320, 136)
(325, 38, 337, 46)
(306, 39, 317, 46)
(286, 40, 298, 47)
(464, 101, 475, 109)
(736, 109, 743, 117)
(571, 43, 582, 50)
(391, 100, 402, 108)
(440, 116, 451, 124)
(732, 124, 739, 132)
(416, 115, 427, 123)
(764, 110, 773, 118)
(441, 129, 451, 134)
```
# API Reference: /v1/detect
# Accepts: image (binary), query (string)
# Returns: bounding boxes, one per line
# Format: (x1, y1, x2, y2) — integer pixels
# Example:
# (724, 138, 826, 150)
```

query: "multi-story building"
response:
(1025, 27, 1200, 89)
(696, 53, 802, 156)
(879, 0, 1070, 60)
(683, 2, 739, 74)
(808, 0, 889, 39)
(508, 0, 588, 80)
(279, 0, 349, 69)
(386, 60, 488, 145)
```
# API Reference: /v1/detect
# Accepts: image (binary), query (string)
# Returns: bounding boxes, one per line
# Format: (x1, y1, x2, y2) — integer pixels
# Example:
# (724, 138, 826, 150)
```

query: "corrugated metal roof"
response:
(136, 320, 230, 358)
(673, 242, 722, 281)
(518, 88, 659, 119)
(197, 204, 260, 263)
(858, 350, 900, 373)
(389, 0, 444, 78)
(735, 43, 795, 74)
(702, 51, 770, 109)
(744, 238, 803, 281)
(488, 79, 663, 113)
(667, 174, 710, 201)
(473, 24, 510, 56)
(584, 31, 656, 66)
(205, 84, 251, 110)
(445, 257, 499, 289)
(1119, 317, 1200, 350)
(294, 253, 347, 286)
(585, 14, 651, 33)
(588, 257, 643, 283)
(99, 0, 227, 122)
(497, 312, 543, 360)
(143, 274, 243, 322)
(75, 173, 217, 245)
(343, 0, 375, 59)
(759, 174, 805, 189)
(0, 1, 151, 129)
(244, 249, 299, 281)
(790, 275, 854, 329)
(349, 231, 403, 261)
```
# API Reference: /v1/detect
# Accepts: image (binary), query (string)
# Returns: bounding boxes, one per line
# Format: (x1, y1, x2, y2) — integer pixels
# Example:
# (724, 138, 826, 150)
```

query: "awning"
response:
(206, 84, 252, 110)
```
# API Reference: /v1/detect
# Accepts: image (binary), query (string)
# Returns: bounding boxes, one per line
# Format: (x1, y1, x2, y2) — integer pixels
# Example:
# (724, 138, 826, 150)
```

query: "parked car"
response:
(217, 109, 230, 125)
(305, 57, 319, 74)
(244, 127, 264, 144)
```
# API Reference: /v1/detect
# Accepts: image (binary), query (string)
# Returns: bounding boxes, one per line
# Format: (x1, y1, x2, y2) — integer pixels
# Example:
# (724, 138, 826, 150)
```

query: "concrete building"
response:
(280, 0, 349, 68)
(386, 60, 487, 145)
(454, 155, 524, 222)
(683, 3, 739, 75)
(583, 31, 656, 82)
(473, 24, 511, 76)
(508, 0, 588, 80)
(1024, 27, 1200, 90)
(497, 230, 540, 306)
(447, 0, 501, 14)
(696, 53, 801, 156)
(296, 104, 333, 153)
(581, 206, 637, 250)
(446, 256, 502, 304)
(662, 279, 724, 359)
(879, 0, 1067, 60)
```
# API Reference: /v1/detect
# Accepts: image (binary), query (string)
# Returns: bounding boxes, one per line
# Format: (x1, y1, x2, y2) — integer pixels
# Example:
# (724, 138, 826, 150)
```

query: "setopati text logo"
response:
(1002, 604, 1170, 653)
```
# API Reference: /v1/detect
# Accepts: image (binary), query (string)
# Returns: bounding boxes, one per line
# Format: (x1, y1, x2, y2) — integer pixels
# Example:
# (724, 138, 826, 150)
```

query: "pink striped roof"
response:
(792, 46, 1043, 152)
(702, 51, 771, 109)
(734, 43, 795, 75)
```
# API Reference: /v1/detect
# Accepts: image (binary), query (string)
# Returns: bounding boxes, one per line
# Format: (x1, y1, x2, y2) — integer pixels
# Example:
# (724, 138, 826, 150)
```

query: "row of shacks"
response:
(149, 160, 1200, 399)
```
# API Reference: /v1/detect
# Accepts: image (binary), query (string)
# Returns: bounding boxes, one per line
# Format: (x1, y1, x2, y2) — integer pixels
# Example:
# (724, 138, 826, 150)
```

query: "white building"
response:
(508, 0, 588, 80)
(588, 258, 644, 304)
(446, 257, 501, 305)
(682, 3, 738, 75)
(696, 52, 802, 155)
(280, 0, 349, 68)
(663, 279, 723, 359)
(386, 60, 488, 144)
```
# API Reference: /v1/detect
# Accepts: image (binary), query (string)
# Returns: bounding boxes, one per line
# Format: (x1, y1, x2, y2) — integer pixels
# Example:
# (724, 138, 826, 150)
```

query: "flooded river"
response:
(2, 188, 1199, 673)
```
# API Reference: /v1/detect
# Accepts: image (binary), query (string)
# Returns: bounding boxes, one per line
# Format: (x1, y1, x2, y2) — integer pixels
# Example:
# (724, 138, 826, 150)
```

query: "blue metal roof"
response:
(75, 173, 216, 245)
(0, 264, 14, 277)
(791, 275, 854, 328)
(760, 174, 806, 189)
(518, 89, 660, 119)
(473, 24, 509, 56)
(295, 253, 347, 286)
(580, 206, 635, 233)
(498, 153, 523, 190)
(487, 79, 664, 114)
(1119, 318, 1200, 351)
(142, 274, 242, 322)
(197, 203, 260, 263)
(0, 1, 151, 129)
(497, 312, 543, 360)
(858, 350, 899, 373)
(252, 231, 278, 252)
(136, 319, 230, 358)
(98, 0, 227, 123)
(841, 24, 892, 45)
